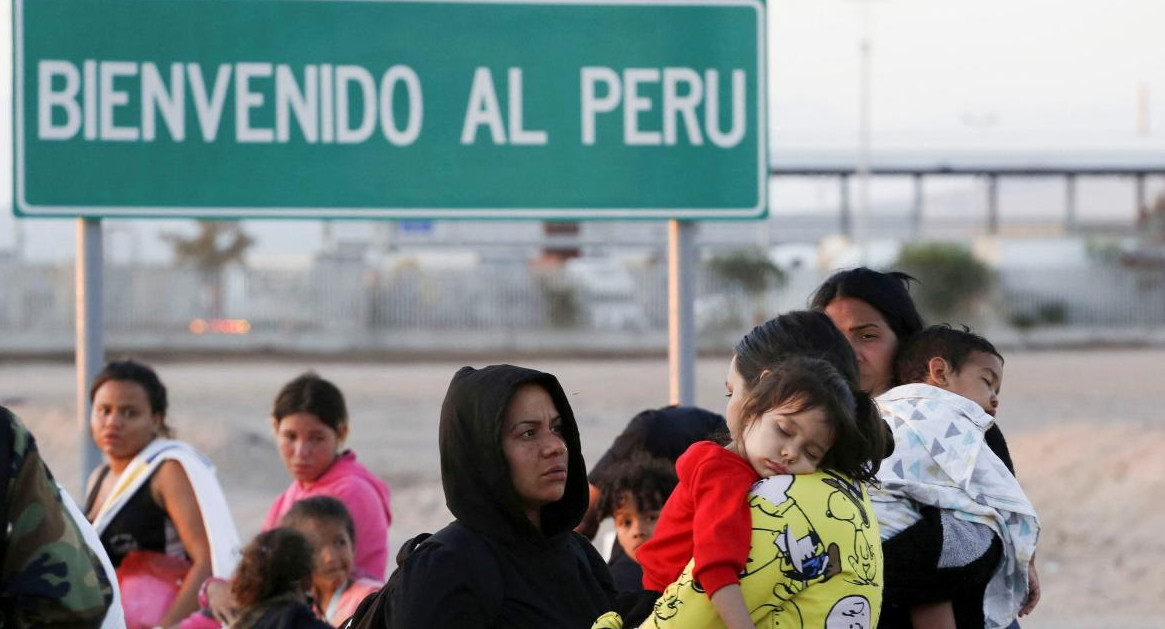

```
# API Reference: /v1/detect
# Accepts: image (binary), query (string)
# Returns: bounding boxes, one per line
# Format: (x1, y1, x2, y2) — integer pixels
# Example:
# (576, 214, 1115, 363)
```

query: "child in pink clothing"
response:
(229, 528, 329, 629)
(280, 497, 383, 625)
(180, 497, 385, 628)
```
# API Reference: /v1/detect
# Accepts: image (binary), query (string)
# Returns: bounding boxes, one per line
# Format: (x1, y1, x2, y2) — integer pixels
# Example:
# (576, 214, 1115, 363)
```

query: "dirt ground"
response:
(3, 349, 1163, 628)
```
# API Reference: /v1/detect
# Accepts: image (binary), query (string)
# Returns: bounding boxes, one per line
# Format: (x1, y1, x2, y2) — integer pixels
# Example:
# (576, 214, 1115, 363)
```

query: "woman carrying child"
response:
(811, 267, 1040, 627)
(596, 311, 890, 629)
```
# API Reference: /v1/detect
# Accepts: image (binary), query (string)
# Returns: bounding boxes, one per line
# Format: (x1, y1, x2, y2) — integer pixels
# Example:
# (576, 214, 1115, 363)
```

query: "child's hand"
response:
(1018, 561, 1041, 617)
(206, 579, 239, 625)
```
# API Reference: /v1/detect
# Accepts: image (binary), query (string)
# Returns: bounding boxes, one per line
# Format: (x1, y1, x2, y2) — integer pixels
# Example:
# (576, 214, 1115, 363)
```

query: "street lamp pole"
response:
(848, 0, 881, 265)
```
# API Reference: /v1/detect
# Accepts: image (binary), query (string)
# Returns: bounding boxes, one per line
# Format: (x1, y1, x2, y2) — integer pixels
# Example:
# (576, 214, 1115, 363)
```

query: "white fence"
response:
(2, 259, 1163, 354)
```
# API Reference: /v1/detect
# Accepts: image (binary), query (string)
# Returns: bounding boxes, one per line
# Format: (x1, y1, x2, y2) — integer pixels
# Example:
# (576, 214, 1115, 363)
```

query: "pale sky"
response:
(769, 0, 1163, 146)
(2, 0, 1163, 260)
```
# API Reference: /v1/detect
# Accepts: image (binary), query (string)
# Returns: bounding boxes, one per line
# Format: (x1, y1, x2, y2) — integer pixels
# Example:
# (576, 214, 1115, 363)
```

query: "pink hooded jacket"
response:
(263, 450, 393, 580)
(326, 577, 382, 625)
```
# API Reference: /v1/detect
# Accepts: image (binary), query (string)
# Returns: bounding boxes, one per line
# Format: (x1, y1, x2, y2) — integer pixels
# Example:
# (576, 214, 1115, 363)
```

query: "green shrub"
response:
(1009, 312, 1038, 330)
(1008, 299, 1068, 330)
(707, 248, 785, 296)
(893, 243, 993, 318)
(535, 273, 580, 328)
(1035, 301, 1068, 325)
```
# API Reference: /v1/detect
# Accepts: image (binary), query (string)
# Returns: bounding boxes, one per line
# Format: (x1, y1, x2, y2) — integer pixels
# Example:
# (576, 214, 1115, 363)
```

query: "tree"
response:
(1142, 191, 1165, 245)
(164, 221, 254, 318)
(893, 242, 992, 320)
(707, 247, 785, 326)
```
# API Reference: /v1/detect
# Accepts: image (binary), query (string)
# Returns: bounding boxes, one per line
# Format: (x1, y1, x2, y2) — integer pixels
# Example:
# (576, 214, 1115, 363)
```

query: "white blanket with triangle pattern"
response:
(870, 383, 1039, 629)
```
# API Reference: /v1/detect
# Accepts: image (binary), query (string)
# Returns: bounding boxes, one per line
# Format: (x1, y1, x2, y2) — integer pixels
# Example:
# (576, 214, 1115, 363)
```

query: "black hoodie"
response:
(385, 365, 615, 628)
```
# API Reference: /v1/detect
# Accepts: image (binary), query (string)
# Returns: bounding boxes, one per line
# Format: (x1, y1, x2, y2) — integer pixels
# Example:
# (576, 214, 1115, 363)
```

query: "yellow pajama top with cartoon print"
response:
(643, 471, 883, 629)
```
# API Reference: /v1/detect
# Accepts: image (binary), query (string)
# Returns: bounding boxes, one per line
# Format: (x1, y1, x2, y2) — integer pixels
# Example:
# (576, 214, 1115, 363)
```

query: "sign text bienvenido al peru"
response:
(15, 0, 767, 220)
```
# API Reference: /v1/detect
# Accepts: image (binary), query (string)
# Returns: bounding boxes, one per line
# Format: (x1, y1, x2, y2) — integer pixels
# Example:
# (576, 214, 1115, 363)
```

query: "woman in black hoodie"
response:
(350, 364, 615, 628)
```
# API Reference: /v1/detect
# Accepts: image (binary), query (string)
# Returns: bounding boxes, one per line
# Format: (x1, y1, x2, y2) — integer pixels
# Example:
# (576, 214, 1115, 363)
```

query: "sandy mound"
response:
(1009, 422, 1165, 625)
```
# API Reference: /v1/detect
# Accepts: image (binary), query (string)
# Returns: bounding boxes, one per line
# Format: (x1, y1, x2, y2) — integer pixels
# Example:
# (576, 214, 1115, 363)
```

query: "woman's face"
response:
(90, 380, 162, 462)
(296, 518, 355, 593)
(501, 384, 569, 523)
(274, 412, 346, 483)
(823, 296, 899, 395)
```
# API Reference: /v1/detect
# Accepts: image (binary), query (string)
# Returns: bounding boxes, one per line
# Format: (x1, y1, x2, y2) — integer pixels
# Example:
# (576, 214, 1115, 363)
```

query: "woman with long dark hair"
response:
(811, 268, 1037, 627)
(85, 359, 238, 627)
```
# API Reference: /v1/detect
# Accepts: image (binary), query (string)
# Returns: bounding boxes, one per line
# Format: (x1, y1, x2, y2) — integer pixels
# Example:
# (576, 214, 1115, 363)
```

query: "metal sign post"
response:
(668, 220, 696, 406)
(76, 218, 104, 485)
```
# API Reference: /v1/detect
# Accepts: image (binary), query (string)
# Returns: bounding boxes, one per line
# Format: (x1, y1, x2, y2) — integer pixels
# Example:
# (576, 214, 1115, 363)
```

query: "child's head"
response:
(280, 496, 357, 593)
(895, 325, 1004, 417)
(595, 452, 677, 563)
(730, 355, 876, 481)
(231, 528, 315, 608)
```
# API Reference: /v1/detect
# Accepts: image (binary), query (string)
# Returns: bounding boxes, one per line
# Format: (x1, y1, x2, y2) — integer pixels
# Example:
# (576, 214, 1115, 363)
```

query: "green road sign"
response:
(15, 0, 766, 220)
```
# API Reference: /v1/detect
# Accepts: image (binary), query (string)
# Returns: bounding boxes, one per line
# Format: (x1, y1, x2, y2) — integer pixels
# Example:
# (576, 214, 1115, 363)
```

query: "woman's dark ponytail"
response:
(855, 389, 892, 465)
(824, 386, 890, 484)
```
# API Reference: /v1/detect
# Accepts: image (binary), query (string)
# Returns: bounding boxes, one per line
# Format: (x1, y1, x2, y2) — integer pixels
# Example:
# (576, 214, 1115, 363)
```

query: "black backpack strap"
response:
(339, 581, 388, 629)
(394, 532, 433, 566)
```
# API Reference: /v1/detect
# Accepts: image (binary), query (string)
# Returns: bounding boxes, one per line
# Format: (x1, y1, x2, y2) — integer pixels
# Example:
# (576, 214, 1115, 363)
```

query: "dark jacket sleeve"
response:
(983, 425, 1015, 475)
(881, 506, 1001, 608)
(390, 536, 502, 629)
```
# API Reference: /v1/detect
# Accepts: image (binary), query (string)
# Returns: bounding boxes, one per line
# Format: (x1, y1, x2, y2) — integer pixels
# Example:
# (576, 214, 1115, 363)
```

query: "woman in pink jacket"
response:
(199, 372, 392, 625)
(262, 372, 393, 580)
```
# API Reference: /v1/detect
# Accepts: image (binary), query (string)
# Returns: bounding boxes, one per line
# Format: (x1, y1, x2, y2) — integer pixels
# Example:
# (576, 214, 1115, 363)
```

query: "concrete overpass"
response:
(769, 147, 1165, 236)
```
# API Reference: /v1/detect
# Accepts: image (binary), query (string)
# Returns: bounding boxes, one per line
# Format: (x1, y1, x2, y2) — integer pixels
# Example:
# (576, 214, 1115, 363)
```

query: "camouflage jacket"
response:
(0, 406, 113, 627)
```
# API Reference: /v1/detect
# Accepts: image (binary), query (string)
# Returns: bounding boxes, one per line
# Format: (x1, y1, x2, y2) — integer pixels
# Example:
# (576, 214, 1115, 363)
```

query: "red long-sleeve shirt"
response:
(636, 441, 758, 596)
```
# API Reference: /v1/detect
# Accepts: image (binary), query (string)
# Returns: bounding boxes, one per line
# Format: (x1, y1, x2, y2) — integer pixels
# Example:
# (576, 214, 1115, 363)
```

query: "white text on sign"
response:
(37, 61, 748, 149)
